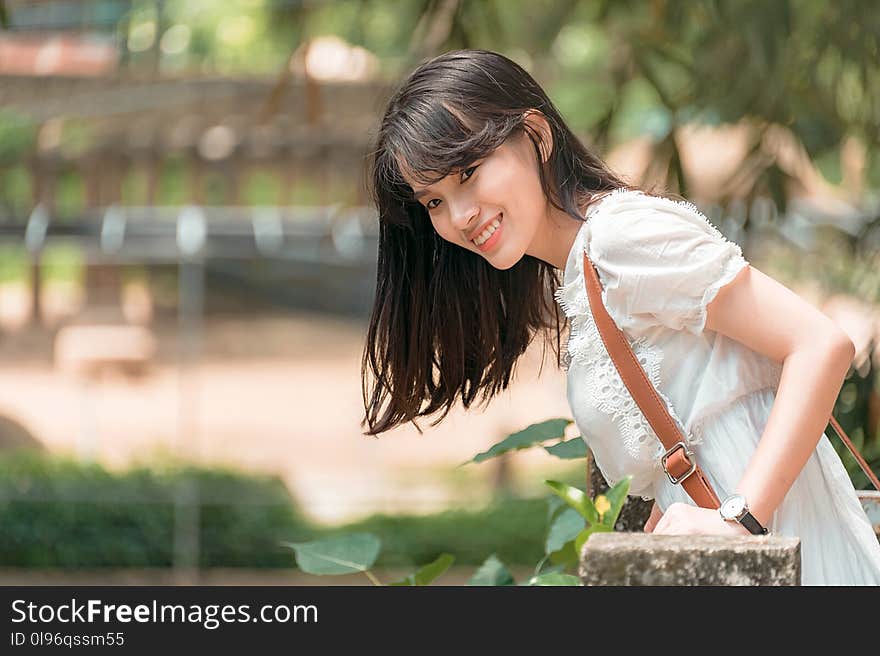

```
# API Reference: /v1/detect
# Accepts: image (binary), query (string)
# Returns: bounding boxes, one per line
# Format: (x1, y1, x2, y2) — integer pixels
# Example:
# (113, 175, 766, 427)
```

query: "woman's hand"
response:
(651, 502, 754, 537)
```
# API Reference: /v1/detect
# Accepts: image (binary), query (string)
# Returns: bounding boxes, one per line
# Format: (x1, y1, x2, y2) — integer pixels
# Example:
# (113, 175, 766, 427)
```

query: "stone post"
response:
(579, 533, 801, 585)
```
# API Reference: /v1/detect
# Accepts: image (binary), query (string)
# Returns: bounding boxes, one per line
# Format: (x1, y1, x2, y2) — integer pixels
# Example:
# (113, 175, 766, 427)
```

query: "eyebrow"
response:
(412, 188, 430, 200)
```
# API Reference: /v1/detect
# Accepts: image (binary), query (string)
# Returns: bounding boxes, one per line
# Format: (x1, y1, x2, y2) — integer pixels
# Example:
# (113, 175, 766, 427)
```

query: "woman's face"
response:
(400, 115, 554, 271)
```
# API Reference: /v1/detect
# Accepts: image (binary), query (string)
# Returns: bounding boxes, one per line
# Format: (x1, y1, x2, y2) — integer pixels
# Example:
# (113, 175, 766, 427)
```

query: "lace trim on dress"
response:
(553, 190, 704, 489)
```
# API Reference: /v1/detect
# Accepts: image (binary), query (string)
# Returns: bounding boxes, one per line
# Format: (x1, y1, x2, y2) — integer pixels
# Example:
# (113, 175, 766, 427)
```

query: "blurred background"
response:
(0, 0, 878, 584)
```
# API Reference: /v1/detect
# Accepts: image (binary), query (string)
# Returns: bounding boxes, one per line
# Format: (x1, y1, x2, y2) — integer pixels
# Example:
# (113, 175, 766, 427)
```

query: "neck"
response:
(527, 197, 592, 271)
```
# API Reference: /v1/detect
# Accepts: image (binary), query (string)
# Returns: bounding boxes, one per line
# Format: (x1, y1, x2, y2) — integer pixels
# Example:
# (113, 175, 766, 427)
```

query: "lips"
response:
(467, 213, 502, 242)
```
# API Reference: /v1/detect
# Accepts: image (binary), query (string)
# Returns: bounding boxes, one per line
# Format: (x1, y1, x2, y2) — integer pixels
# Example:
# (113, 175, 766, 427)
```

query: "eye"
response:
(423, 164, 478, 211)
(460, 164, 478, 181)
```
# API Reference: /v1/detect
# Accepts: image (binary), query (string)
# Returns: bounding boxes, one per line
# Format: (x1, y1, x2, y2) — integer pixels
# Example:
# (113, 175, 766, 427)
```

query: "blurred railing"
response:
(0, 202, 380, 317)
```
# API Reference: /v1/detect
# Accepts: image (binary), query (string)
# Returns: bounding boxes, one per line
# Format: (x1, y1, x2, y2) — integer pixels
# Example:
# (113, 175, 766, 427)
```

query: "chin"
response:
(485, 250, 523, 271)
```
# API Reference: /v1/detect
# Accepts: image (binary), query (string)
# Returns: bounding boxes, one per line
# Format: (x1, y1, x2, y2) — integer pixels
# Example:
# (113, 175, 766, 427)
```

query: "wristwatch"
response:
(719, 493, 769, 535)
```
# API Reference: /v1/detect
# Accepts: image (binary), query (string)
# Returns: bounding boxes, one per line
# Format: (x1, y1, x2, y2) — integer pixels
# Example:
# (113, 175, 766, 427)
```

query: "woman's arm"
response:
(703, 265, 856, 527)
(733, 339, 853, 527)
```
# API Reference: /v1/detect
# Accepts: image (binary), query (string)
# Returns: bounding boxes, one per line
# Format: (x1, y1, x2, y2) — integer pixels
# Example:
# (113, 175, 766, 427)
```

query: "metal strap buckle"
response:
(661, 441, 696, 485)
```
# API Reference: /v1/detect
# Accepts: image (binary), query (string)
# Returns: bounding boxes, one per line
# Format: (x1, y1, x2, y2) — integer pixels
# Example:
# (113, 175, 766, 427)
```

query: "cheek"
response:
(485, 159, 543, 216)
(431, 216, 463, 245)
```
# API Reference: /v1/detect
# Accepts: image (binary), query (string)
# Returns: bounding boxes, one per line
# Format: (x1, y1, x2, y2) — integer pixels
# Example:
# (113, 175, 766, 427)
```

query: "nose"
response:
(449, 199, 480, 234)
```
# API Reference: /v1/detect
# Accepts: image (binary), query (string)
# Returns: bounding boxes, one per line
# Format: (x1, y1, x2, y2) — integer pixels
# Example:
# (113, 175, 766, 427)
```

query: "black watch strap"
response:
(739, 511, 769, 535)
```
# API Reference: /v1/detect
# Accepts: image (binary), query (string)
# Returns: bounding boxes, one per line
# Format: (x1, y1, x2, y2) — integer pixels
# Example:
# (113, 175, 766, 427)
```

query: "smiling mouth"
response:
(471, 215, 503, 246)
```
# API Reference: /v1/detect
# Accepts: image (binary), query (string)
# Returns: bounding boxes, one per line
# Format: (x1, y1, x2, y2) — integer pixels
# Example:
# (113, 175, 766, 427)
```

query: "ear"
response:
(523, 110, 553, 164)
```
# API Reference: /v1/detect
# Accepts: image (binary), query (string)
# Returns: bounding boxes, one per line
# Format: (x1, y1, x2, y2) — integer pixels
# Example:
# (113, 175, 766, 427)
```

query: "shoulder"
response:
(586, 189, 731, 258)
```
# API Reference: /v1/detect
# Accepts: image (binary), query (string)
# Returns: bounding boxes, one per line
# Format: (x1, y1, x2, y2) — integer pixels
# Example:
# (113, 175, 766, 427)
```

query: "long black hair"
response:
(361, 49, 636, 437)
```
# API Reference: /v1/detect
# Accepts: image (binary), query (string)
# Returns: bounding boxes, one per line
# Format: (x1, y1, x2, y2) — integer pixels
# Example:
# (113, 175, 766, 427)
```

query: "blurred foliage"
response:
(17, 1, 880, 213)
(763, 228, 880, 305)
(2, 0, 877, 210)
(56, 121, 95, 159)
(283, 467, 632, 585)
(0, 165, 32, 218)
(0, 244, 29, 284)
(54, 170, 86, 219)
(0, 450, 560, 569)
(0, 111, 38, 165)
(0, 244, 83, 285)
(269, 0, 877, 209)
(40, 243, 84, 284)
(832, 341, 880, 490)
(121, 168, 151, 206)
(242, 169, 282, 206)
(319, 497, 549, 568)
(155, 156, 188, 206)
(0, 451, 313, 568)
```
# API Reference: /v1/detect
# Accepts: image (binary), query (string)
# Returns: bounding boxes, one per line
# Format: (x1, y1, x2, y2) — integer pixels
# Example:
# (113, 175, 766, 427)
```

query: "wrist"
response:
(725, 517, 753, 536)
(734, 487, 772, 527)
(719, 493, 770, 535)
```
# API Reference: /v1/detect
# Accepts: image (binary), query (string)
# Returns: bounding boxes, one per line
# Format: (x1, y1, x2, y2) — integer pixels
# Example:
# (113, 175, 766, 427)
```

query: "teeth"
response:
(472, 218, 502, 246)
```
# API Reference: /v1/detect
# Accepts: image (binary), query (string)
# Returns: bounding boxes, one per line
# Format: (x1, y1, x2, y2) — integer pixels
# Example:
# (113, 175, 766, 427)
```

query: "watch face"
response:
(721, 494, 746, 519)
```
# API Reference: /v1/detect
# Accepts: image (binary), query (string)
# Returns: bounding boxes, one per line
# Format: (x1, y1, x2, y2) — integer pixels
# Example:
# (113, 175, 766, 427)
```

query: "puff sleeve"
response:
(586, 192, 749, 336)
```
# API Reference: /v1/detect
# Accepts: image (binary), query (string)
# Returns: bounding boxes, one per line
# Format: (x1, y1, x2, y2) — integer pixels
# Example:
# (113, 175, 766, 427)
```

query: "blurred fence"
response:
(0, 202, 380, 317)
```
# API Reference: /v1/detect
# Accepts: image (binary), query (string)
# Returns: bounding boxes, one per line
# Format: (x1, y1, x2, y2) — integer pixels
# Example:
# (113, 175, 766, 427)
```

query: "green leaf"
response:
(546, 541, 578, 569)
(574, 524, 611, 556)
(545, 493, 566, 526)
(468, 553, 516, 586)
(600, 476, 632, 529)
(544, 437, 589, 460)
(282, 533, 381, 576)
(544, 479, 599, 523)
(525, 573, 582, 586)
(545, 507, 586, 555)
(389, 553, 455, 586)
(465, 419, 572, 465)
(534, 562, 567, 578)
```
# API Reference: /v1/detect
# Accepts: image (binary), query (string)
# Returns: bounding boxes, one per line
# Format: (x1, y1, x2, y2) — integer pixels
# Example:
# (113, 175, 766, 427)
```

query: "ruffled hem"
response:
(689, 243, 750, 335)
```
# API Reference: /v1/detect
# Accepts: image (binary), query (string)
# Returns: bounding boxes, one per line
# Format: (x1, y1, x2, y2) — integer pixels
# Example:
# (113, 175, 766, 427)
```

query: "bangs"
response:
(382, 101, 520, 202)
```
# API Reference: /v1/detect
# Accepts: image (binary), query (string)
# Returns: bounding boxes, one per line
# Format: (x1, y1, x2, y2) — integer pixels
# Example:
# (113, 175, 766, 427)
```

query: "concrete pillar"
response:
(579, 533, 801, 586)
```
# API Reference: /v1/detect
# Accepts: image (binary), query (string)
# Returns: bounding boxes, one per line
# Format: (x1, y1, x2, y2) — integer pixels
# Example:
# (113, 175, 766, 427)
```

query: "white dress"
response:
(554, 188, 880, 585)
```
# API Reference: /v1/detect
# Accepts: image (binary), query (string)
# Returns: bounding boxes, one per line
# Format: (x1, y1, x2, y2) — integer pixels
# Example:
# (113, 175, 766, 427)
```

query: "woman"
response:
(360, 49, 880, 585)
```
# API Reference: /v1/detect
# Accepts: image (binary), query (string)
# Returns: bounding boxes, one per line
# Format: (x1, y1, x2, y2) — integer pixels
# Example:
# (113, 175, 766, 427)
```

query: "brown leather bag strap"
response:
(581, 252, 720, 509)
(581, 252, 880, 510)
(829, 416, 880, 491)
